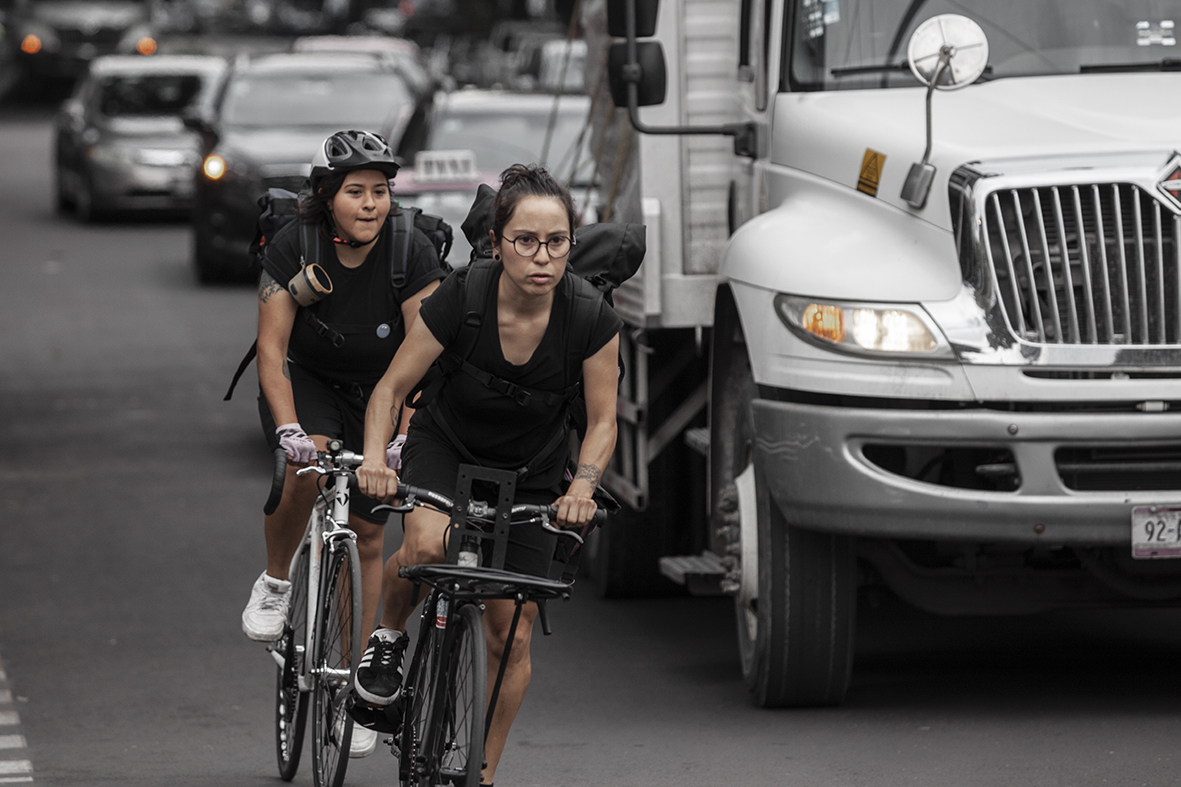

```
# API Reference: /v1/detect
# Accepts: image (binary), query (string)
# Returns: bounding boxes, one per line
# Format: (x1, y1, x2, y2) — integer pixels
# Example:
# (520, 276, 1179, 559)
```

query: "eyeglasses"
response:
(505, 233, 574, 258)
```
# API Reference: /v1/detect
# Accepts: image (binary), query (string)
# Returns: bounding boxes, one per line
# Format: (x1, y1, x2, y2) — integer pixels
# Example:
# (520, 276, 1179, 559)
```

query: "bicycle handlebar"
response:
(262, 440, 362, 515)
(372, 482, 605, 544)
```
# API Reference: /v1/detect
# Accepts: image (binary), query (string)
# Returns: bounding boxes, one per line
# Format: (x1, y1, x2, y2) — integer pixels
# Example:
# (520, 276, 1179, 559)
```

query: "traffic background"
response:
(2, 1, 1181, 785)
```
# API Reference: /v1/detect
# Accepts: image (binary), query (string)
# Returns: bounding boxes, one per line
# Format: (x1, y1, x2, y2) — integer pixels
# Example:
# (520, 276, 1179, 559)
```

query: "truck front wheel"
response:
(745, 471, 857, 707)
(710, 285, 856, 707)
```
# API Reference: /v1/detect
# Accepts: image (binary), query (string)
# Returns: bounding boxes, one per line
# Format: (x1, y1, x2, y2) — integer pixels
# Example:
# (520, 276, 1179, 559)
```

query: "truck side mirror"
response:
(606, 0, 667, 108)
(608, 40, 667, 107)
(607, 0, 658, 37)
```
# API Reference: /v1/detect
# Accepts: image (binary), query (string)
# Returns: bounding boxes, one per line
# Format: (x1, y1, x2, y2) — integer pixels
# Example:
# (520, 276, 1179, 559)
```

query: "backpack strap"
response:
(562, 272, 604, 437)
(390, 209, 410, 289)
(223, 339, 257, 401)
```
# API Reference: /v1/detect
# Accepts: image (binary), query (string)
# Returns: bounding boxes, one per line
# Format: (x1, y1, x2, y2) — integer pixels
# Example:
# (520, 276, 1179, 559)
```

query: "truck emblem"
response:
(1157, 156, 1181, 210)
(857, 149, 885, 197)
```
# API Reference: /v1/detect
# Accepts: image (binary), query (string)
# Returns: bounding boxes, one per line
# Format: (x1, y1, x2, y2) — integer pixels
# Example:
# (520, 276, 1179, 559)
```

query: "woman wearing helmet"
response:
(240, 130, 445, 758)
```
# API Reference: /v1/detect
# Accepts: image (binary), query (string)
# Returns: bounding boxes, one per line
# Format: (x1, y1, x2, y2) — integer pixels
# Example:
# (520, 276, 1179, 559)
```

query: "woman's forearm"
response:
(257, 345, 298, 426)
(567, 418, 616, 499)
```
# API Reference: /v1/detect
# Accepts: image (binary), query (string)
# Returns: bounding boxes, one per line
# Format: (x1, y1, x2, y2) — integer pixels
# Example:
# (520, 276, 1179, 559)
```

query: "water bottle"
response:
(457, 534, 480, 568)
(434, 596, 448, 629)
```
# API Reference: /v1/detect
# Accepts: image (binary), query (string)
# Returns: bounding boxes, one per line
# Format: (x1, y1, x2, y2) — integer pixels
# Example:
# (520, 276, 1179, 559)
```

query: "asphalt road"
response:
(3, 108, 1181, 787)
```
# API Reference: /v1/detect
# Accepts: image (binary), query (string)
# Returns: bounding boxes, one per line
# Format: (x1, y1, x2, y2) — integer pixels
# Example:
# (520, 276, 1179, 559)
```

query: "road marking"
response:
(0, 778, 33, 784)
(0, 713, 16, 726)
(0, 762, 32, 775)
(0, 736, 25, 750)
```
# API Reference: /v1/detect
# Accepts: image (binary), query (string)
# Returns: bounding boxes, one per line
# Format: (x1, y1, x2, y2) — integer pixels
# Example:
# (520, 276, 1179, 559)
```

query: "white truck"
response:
(585, 0, 1181, 707)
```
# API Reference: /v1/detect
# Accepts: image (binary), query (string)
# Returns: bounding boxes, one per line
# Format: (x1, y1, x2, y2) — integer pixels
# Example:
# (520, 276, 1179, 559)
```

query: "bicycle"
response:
(262, 439, 364, 787)
(367, 464, 606, 787)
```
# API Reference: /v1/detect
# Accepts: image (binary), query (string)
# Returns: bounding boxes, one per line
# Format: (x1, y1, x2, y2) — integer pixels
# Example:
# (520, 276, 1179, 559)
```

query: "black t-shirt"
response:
(415, 262, 623, 478)
(262, 216, 444, 386)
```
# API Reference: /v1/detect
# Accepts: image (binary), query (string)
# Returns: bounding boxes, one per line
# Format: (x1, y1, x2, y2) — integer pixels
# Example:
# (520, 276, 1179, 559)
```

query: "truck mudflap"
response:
(749, 398, 1181, 545)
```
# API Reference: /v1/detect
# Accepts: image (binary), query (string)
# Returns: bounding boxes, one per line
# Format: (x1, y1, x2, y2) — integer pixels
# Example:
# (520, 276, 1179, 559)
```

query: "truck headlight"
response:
(774, 295, 952, 358)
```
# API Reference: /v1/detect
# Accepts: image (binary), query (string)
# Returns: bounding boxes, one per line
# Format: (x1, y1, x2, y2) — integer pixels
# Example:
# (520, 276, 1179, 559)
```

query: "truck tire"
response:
(747, 473, 856, 706)
(710, 285, 856, 707)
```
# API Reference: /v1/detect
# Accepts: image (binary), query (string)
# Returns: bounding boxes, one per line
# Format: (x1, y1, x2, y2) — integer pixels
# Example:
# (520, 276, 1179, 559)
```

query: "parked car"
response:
(54, 54, 227, 220)
(188, 51, 417, 282)
(11, 0, 157, 83)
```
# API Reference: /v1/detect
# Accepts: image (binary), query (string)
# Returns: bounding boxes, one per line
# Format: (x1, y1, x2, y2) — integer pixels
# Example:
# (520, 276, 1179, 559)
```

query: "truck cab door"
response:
(730, 0, 781, 234)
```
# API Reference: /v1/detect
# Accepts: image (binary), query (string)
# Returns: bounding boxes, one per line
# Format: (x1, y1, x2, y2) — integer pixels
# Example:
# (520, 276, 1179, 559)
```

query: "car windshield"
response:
(220, 73, 409, 127)
(429, 100, 594, 184)
(98, 74, 204, 116)
(790, 0, 1181, 90)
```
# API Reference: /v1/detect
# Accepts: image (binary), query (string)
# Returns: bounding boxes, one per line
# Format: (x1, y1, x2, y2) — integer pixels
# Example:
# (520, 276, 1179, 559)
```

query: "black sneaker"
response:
(355, 629, 408, 706)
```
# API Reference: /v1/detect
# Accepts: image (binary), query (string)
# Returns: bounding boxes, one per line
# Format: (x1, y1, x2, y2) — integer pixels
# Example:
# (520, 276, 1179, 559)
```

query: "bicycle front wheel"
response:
(276, 541, 311, 780)
(311, 537, 362, 787)
(421, 603, 487, 787)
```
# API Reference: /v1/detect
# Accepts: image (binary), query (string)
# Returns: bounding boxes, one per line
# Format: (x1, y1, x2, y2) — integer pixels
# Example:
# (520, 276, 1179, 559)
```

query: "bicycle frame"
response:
(270, 467, 357, 693)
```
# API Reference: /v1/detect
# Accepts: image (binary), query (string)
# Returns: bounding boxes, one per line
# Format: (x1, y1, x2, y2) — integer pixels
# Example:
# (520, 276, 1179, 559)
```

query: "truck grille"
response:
(981, 184, 1181, 346)
(1056, 445, 1181, 491)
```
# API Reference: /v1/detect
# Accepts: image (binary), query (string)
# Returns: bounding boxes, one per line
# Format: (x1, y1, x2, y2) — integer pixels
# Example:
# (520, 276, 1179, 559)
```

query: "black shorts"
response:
(400, 418, 565, 578)
(258, 361, 386, 525)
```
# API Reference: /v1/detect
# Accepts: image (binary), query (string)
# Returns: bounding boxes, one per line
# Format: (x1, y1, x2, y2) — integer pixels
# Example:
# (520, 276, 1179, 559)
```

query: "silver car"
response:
(54, 54, 227, 220)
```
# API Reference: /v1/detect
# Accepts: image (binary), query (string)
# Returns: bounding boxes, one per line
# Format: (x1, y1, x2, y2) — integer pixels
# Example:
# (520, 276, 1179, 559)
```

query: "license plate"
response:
(1131, 505, 1181, 558)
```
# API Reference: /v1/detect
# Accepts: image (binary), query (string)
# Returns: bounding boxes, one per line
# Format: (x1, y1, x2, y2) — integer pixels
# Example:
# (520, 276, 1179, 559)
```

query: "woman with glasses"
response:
(355, 163, 621, 786)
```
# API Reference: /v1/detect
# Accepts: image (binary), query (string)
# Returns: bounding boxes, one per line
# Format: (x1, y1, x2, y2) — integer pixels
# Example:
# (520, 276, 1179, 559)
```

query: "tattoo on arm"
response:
(259, 272, 284, 303)
(389, 405, 401, 430)
(574, 463, 602, 487)
(282, 359, 291, 381)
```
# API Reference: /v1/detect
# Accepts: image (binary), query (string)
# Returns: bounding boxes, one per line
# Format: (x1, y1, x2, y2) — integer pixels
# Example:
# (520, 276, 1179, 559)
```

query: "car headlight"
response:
(774, 294, 952, 358)
(202, 153, 227, 180)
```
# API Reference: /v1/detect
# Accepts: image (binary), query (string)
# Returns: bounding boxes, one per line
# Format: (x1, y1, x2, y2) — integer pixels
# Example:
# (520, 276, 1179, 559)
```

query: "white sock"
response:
(373, 628, 405, 643)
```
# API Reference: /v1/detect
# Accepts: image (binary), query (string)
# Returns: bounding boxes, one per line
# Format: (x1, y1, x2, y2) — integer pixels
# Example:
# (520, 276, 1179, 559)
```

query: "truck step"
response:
(659, 551, 729, 596)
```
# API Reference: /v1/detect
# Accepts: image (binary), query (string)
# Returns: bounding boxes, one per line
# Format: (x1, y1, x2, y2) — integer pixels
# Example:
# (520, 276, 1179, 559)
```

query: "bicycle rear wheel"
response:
(311, 537, 362, 787)
(421, 603, 487, 787)
(276, 542, 311, 780)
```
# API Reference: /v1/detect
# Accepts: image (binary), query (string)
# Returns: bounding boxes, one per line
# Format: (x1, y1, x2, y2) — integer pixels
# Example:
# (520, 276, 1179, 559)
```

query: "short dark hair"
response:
(489, 164, 576, 243)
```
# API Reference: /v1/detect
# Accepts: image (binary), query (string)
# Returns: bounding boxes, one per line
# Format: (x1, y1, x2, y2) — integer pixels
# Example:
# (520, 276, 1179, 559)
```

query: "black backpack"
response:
(408, 184, 645, 482)
(223, 188, 454, 401)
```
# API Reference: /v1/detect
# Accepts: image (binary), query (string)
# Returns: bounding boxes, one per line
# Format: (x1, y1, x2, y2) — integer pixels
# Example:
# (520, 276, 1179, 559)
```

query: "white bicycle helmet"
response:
(309, 129, 400, 191)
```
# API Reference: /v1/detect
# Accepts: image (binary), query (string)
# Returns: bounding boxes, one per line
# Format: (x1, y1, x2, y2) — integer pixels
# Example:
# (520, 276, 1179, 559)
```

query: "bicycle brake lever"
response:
(295, 465, 327, 477)
(370, 492, 417, 515)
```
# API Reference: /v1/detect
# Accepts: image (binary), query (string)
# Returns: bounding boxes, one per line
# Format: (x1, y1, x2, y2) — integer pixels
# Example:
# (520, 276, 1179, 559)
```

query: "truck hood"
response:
(772, 73, 1181, 232)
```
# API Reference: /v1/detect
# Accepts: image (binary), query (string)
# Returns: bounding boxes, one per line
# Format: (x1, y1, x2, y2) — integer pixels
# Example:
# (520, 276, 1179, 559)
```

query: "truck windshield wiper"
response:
(830, 62, 910, 77)
(1080, 58, 1181, 73)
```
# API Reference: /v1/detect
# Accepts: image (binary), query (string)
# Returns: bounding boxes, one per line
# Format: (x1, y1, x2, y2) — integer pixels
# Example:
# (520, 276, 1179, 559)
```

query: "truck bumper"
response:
(751, 399, 1181, 545)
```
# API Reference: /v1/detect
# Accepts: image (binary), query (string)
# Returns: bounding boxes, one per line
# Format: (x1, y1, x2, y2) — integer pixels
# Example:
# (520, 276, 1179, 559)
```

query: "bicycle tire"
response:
(311, 537, 363, 787)
(420, 603, 487, 787)
(399, 607, 440, 787)
(276, 541, 311, 780)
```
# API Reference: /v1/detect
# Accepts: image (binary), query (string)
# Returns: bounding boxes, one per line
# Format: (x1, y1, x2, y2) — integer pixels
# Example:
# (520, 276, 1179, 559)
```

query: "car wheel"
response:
(74, 175, 102, 223)
(55, 162, 75, 214)
(193, 227, 228, 284)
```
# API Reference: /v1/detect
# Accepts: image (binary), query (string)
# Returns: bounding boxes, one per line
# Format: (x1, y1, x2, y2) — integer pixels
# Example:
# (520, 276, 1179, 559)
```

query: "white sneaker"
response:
(349, 723, 378, 758)
(241, 571, 291, 642)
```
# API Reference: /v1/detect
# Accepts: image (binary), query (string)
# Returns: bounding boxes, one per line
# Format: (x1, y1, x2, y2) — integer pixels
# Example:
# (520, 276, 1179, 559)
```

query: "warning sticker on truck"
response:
(857, 149, 885, 197)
